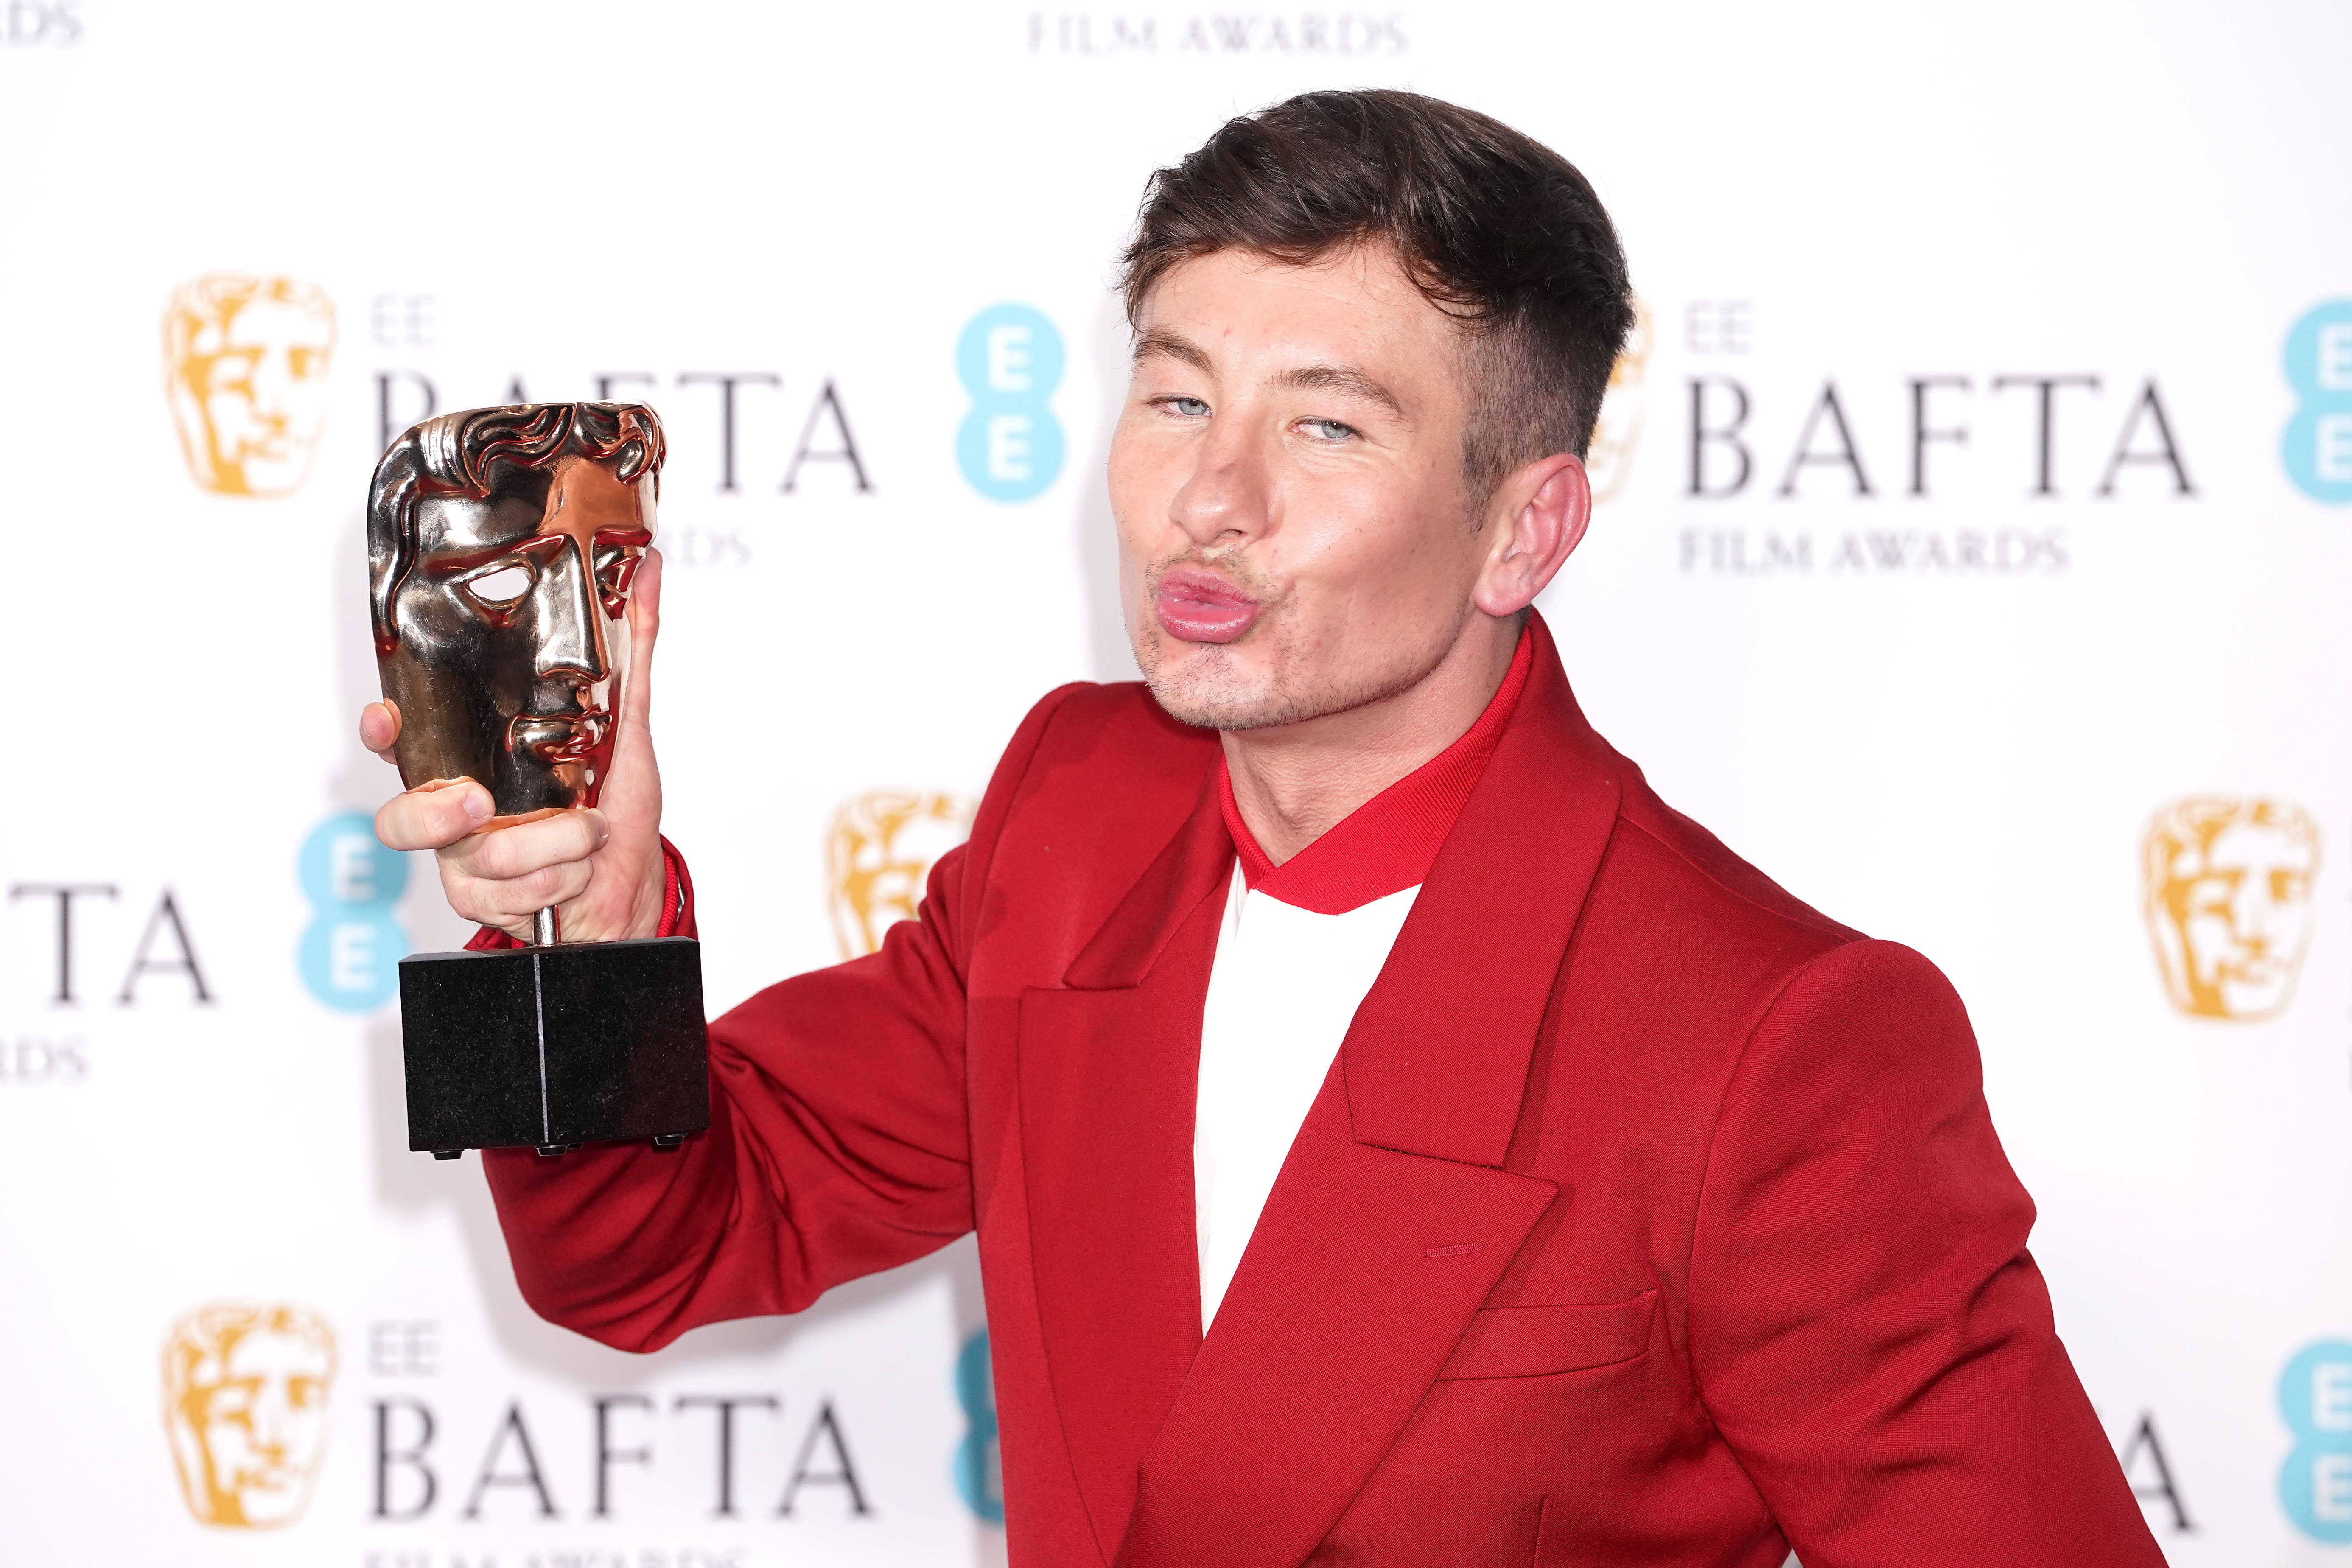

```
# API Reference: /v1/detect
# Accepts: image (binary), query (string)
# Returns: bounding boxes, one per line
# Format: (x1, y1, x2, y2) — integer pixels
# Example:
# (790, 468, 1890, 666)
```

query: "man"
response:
(368, 91, 2162, 1566)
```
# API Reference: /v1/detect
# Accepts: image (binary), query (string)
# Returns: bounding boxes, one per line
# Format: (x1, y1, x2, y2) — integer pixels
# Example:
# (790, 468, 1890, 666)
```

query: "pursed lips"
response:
(1154, 565, 1262, 644)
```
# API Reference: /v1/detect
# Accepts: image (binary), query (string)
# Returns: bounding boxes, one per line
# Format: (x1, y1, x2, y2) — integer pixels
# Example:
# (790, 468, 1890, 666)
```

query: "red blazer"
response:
(483, 615, 2163, 1567)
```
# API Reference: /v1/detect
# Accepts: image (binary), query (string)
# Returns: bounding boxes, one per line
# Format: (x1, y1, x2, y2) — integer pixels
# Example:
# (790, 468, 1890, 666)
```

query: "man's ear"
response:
(1473, 452, 1590, 617)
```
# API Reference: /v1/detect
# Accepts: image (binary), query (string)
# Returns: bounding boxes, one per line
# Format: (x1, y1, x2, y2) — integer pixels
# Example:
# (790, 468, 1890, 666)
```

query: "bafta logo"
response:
(827, 791, 977, 959)
(162, 1303, 337, 1528)
(2143, 795, 2320, 1021)
(164, 273, 337, 496)
(1586, 298, 1652, 504)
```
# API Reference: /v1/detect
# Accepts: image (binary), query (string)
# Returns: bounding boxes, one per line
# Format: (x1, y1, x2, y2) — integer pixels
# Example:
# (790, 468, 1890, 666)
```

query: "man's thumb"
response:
(620, 547, 664, 734)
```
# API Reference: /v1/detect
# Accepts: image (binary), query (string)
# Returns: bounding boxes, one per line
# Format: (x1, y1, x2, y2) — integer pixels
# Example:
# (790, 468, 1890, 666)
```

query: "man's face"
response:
(2156, 818, 2318, 1019)
(170, 287, 336, 496)
(170, 1323, 335, 1527)
(1109, 246, 1492, 731)
(388, 455, 652, 814)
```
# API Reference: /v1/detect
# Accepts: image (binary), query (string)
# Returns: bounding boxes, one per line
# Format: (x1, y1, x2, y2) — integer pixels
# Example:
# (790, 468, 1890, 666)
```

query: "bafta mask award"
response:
(368, 403, 708, 1160)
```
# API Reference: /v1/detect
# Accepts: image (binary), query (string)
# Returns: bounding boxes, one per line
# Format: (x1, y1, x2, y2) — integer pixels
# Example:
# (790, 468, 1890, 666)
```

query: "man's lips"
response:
(1154, 568, 1260, 644)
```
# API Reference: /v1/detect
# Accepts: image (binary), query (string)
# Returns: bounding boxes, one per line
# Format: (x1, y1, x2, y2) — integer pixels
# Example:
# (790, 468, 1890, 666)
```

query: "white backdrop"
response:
(2, 1, 2348, 1562)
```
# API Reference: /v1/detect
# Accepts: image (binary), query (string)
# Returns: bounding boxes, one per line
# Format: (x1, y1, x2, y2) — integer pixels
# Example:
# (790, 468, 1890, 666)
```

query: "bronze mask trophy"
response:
(369, 403, 707, 1160)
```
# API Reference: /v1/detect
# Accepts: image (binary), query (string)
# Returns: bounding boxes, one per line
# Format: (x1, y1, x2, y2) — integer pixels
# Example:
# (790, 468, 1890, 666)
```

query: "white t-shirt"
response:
(1193, 865, 1421, 1327)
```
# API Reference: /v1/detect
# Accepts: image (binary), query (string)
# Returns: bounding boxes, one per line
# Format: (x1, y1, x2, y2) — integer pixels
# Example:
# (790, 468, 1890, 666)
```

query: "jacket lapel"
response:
(1019, 771, 1232, 1562)
(1115, 1078, 1558, 1568)
(1114, 615, 1625, 1567)
(1344, 613, 1624, 1166)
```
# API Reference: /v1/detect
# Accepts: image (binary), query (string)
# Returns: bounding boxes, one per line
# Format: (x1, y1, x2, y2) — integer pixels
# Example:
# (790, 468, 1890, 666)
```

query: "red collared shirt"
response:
(1217, 622, 1534, 913)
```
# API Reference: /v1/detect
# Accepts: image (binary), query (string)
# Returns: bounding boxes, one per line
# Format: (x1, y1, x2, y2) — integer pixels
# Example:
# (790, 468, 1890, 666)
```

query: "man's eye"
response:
(465, 564, 534, 606)
(1301, 418, 1357, 442)
(1157, 396, 1210, 417)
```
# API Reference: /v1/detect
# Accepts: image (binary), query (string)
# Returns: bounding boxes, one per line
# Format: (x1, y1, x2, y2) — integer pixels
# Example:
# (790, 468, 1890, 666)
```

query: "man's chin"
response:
(1147, 669, 1347, 733)
(1150, 689, 1263, 732)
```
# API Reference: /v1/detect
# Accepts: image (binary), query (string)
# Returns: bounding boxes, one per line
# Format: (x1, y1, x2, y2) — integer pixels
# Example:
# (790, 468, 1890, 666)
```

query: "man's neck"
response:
(1220, 617, 1520, 866)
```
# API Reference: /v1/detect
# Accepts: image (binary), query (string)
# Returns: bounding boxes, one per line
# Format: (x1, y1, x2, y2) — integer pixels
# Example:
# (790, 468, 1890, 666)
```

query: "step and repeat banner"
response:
(1, 1, 2346, 1563)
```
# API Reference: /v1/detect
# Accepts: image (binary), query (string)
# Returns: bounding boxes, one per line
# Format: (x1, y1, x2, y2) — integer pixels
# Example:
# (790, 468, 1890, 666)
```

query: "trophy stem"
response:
(532, 907, 560, 947)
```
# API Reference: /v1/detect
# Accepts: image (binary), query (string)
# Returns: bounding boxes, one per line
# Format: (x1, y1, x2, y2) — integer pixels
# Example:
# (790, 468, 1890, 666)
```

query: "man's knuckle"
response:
(473, 832, 524, 880)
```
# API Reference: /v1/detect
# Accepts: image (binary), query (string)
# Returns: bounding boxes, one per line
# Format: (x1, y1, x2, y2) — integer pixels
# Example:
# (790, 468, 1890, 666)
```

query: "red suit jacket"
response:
(482, 615, 2163, 1567)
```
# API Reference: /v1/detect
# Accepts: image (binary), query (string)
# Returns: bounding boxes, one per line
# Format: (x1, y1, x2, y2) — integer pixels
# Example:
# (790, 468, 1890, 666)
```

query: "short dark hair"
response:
(1121, 89, 1635, 511)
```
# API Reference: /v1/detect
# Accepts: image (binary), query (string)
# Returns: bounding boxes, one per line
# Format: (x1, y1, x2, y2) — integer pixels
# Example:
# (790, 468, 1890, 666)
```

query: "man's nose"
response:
(1168, 418, 1271, 550)
(534, 539, 610, 683)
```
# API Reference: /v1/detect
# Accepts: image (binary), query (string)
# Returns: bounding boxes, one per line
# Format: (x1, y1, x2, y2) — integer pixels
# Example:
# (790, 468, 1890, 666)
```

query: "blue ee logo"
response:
(954, 1327, 1003, 1523)
(2280, 1339, 2352, 1542)
(956, 304, 1064, 503)
(298, 812, 409, 1011)
(2283, 301, 2352, 504)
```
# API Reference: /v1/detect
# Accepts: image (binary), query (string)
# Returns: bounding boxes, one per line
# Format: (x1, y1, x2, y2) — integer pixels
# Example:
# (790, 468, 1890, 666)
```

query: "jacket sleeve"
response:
(1685, 938, 2164, 1567)
(478, 683, 1085, 1352)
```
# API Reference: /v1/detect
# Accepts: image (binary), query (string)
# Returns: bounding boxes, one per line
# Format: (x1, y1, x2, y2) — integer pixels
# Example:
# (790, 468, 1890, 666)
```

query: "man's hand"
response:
(365, 549, 672, 944)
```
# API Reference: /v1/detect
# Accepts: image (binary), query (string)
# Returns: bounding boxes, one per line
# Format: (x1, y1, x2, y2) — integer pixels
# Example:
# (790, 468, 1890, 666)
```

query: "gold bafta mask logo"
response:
(828, 791, 977, 959)
(164, 274, 338, 496)
(2143, 796, 2321, 1021)
(1586, 298, 1652, 503)
(162, 1303, 338, 1528)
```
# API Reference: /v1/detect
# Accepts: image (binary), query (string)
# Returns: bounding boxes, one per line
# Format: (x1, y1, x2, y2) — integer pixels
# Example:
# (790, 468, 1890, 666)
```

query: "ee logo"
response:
(2283, 301, 2352, 503)
(953, 1327, 1004, 1524)
(956, 304, 1064, 503)
(2279, 1339, 2352, 1542)
(298, 812, 408, 1011)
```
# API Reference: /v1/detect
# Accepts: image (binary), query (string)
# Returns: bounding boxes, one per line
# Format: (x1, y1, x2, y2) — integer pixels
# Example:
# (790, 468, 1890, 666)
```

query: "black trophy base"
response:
(398, 937, 708, 1157)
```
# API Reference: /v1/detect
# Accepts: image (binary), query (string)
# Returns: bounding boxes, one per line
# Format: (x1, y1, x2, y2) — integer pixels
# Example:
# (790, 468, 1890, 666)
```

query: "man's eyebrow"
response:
(1131, 335, 1406, 420)
(1274, 363, 1406, 420)
(1132, 330, 1212, 372)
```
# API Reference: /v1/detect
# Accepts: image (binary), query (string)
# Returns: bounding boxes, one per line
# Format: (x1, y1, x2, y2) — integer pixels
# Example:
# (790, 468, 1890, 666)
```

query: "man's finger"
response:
(445, 809, 611, 882)
(376, 779, 493, 852)
(468, 859, 596, 922)
(360, 699, 403, 759)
